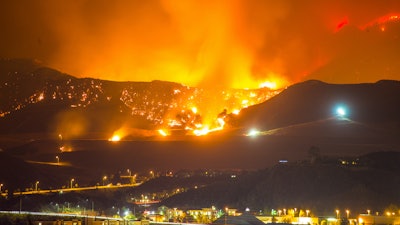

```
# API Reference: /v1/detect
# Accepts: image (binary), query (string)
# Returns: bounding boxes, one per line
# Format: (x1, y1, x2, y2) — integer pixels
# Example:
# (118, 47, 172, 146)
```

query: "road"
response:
(0, 210, 207, 225)
(2, 182, 142, 197)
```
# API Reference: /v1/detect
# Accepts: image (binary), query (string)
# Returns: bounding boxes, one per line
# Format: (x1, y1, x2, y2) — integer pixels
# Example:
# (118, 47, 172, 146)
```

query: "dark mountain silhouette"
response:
(161, 151, 400, 215)
(233, 80, 400, 136)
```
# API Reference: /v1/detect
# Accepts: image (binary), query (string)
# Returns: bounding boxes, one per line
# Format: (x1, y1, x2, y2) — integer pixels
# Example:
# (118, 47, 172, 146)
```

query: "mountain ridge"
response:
(234, 79, 400, 132)
(0, 58, 277, 136)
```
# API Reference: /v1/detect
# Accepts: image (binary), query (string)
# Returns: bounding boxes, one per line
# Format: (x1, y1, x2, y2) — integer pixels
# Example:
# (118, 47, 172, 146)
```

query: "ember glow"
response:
(158, 129, 169, 137)
(360, 13, 400, 30)
(109, 134, 121, 142)
(109, 128, 126, 142)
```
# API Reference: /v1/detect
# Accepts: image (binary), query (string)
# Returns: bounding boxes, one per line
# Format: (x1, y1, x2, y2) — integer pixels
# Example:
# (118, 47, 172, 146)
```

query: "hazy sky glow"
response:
(1, 0, 400, 88)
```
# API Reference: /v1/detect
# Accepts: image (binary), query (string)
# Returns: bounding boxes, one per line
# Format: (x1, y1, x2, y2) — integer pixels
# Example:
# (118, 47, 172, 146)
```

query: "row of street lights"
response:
(273, 208, 352, 219)
(30, 179, 75, 191)
(2, 168, 149, 196)
(336, 209, 351, 218)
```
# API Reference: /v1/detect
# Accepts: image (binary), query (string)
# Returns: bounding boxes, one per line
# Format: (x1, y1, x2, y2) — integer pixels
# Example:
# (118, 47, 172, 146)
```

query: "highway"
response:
(0, 211, 206, 225)
(1, 182, 142, 197)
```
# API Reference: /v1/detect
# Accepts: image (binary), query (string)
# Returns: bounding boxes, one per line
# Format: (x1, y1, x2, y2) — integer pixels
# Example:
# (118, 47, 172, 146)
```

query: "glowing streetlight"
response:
(150, 170, 154, 178)
(224, 207, 228, 225)
(335, 105, 349, 119)
(337, 107, 346, 116)
(132, 174, 137, 184)
(35, 181, 39, 191)
(336, 210, 340, 219)
(367, 209, 371, 215)
(346, 210, 350, 218)
(102, 176, 107, 186)
(306, 210, 310, 217)
(127, 169, 131, 176)
(56, 156, 59, 164)
(70, 178, 75, 189)
(0, 183, 3, 192)
(247, 129, 260, 137)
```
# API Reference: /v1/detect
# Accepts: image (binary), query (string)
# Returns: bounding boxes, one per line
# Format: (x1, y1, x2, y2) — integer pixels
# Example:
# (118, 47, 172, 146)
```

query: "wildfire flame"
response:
(260, 81, 278, 90)
(109, 134, 121, 142)
(158, 129, 169, 137)
(109, 128, 126, 141)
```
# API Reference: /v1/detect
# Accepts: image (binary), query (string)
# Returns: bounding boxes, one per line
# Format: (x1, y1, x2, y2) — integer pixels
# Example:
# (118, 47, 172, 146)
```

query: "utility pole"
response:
(19, 196, 22, 214)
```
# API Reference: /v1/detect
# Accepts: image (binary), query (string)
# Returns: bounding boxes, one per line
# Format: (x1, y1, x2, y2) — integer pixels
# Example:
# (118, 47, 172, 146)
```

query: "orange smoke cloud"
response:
(1, 0, 400, 88)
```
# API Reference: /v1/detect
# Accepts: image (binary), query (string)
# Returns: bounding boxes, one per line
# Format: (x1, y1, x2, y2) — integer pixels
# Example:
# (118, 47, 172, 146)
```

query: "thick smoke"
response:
(1, 0, 399, 88)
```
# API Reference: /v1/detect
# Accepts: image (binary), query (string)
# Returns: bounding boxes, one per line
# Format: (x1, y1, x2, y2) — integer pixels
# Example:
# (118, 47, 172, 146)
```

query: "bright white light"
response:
(247, 129, 260, 137)
(336, 107, 346, 117)
(260, 81, 277, 90)
(298, 217, 312, 224)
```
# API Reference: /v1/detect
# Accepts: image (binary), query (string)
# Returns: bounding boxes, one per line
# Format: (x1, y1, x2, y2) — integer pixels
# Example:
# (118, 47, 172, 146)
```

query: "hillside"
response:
(0, 58, 276, 138)
(233, 80, 400, 134)
(161, 151, 400, 215)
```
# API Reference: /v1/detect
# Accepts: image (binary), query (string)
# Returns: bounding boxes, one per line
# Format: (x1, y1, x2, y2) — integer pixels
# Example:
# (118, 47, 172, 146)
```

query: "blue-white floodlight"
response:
(336, 107, 346, 117)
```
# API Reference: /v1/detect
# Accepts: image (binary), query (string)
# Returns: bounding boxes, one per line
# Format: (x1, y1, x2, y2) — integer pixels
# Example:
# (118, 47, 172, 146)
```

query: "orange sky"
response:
(1, 0, 400, 88)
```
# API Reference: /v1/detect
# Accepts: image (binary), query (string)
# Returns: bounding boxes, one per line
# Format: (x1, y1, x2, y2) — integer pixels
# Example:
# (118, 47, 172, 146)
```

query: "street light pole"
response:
(0, 183, 3, 193)
(35, 181, 39, 191)
(103, 176, 107, 186)
(70, 178, 75, 189)
(56, 156, 59, 165)
(224, 208, 228, 225)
